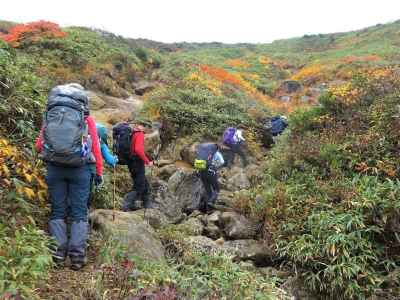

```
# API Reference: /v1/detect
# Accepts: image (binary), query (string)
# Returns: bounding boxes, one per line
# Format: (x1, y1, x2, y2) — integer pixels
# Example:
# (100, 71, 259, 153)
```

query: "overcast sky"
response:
(3, 0, 400, 43)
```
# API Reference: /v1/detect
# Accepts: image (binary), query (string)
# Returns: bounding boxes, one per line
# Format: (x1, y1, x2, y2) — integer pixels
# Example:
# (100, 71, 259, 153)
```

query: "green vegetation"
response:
(241, 70, 400, 298)
(1, 18, 400, 299)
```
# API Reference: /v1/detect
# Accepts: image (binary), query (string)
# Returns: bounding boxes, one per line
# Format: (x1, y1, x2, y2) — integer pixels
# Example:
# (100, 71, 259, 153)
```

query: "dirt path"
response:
(38, 233, 103, 300)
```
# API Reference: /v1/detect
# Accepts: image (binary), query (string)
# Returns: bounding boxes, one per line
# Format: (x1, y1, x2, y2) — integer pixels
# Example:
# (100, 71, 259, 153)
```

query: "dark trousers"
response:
(226, 143, 248, 167)
(46, 164, 91, 222)
(127, 157, 150, 201)
(200, 168, 220, 206)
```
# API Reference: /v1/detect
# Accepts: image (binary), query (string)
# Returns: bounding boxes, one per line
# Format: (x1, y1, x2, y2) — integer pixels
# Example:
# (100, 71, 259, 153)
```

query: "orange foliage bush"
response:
(341, 55, 381, 64)
(225, 58, 249, 68)
(0, 20, 66, 47)
(291, 64, 324, 82)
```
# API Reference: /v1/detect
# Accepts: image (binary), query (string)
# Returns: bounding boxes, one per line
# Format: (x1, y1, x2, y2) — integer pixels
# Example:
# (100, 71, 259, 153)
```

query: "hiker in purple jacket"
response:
(223, 125, 248, 168)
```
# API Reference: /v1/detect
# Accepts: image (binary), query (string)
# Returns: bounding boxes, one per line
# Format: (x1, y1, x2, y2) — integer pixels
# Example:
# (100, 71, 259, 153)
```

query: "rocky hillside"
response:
(1, 19, 400, 299)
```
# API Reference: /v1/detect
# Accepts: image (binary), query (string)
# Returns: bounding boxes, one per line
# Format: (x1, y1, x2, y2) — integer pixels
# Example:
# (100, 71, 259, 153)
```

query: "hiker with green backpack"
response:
(194, 142, 224, 211)
(35, 83, 103, 271)
(112, 120, 154, 211)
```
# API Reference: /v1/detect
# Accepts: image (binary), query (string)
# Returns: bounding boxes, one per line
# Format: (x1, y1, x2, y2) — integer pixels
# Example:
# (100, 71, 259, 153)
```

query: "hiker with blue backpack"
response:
(270, 115, 288, 137)
(194, 142, 224, 211)
(35, 83, 103, 271)
(223, 125, 248, 168)
(86, 123, 118, 208)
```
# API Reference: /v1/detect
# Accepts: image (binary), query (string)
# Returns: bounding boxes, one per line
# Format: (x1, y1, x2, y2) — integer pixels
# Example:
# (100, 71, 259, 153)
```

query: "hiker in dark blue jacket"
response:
(271, 115, 288, 136)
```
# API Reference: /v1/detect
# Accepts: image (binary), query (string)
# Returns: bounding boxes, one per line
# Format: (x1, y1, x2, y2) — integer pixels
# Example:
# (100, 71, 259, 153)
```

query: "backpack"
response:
(271, 116, 287, 136)
(112, 122, 133, 165)
(194, 143, 218, 171)
(41, 85, 90, 167)
(223, 127, 237, 146)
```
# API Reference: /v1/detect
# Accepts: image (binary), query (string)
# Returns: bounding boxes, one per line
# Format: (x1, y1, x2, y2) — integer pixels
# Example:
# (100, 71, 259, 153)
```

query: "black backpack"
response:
(41, 85, 89, 167)
(112, 122, 133, 165)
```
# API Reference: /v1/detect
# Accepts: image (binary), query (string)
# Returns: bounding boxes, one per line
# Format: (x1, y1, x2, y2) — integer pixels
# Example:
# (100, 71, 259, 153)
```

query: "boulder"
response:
(144, 129, 161, 161)
(90, 209, 165, 261)
(173, 170, 205, 213)
(134, 82, 157, 96)
(204, 224, 222, 240)
(280, 95, 291, 102)
(206, 211, 221, 225)
(156, 159, 175, 168)
(281, 80, 302, 93)
(131, 208, 170, 230)
(178, 218, 204, 236)
(222, 240, 274, 265)
(156, 164, 178, 181)
(88, 91, 106, 110)
(226, 170, 251, 191)
(220, 211, 257, 239)
(151, 179, 182, 220)
(180, 143, 199, 165)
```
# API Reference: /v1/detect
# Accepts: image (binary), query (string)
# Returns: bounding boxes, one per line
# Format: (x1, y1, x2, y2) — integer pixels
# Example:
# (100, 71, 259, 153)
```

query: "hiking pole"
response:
(113, 165, 116, 222)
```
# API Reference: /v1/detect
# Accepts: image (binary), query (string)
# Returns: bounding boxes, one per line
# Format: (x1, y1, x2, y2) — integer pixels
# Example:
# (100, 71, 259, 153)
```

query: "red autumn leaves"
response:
(0, 20, 66, 47)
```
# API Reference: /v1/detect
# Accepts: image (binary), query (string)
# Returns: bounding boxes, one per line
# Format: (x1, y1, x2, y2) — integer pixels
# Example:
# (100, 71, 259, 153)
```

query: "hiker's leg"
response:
(207, 169, 219, 205)
(67, 165, 91, 269)
(225, 145, 235, 167)
(46, 164, 69, 262)
(87, 172, 95, 209)
(200, 170, 212, 202)
(142, 176, 152, 208)
(132, 158, 146, 199)
(236, 143, 248, 167)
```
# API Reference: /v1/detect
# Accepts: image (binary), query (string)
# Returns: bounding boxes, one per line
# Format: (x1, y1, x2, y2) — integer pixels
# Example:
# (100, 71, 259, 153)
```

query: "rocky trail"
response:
(39, 91, 302, 299)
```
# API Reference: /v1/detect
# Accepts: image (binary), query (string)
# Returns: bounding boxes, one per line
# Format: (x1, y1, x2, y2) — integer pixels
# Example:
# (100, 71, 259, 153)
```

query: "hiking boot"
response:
(122, 191, 137, 211)
(142, 195, 153, 209)
(70, 255, 87, 271)
(52, 254, 66, 268)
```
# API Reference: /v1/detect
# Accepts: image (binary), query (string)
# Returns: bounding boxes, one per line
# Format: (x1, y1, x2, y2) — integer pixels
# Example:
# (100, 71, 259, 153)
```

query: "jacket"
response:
(96, 123, 117, 167)
(35, 115, 103, 176)
(130, 130, 151, 165)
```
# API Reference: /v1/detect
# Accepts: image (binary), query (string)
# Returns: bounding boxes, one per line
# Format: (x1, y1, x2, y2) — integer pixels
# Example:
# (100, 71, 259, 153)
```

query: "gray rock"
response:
(301, 95, 310, 103)
(132, 208, 170, 230)
(88, 91, 106, 110)
(222, 240, 273, 265)
(281, 80, 302, 93)
(206, 211, 221, 225)
(180, 142, 199, 165)
(157, 164, 178, 181)
(178, 218, 204, 236)
(220, 211, 257, 239)
(134, 82, 157, 96)
(90, 209, 165, 261)
(204, 224, 222, 240)
(280, 95, 291, 102)
(226, 171, 251, 192)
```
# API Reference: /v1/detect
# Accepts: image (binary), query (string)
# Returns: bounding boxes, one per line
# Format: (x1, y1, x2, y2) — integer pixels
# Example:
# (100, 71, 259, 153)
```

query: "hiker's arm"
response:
(35, 127, 44, 152)
(86, 116, 103, 176)
(237, 130, 245, 142)
(213, 151, 225, 169)
(133, 132, 151, 165)
(100, 143, 117, 167)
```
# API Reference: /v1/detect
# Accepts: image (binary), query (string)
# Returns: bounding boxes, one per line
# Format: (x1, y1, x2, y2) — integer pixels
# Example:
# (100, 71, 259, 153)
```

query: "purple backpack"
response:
(223, 127, 237, 145)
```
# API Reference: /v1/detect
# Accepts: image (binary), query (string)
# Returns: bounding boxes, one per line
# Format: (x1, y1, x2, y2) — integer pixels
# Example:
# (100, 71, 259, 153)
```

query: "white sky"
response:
(3, 0, 400, 43)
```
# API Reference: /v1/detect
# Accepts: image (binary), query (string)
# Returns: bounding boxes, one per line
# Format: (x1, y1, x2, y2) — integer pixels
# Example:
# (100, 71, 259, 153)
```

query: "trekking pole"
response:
(112, 166, 116, 221)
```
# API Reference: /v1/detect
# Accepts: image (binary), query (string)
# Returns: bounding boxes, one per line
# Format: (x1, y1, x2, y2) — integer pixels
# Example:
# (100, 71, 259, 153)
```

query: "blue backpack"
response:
(271, 116, 288, 136)
(223, 127, 237, 146)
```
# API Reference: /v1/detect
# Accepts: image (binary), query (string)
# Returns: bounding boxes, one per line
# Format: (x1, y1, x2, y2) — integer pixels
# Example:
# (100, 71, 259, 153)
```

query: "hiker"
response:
(35, 83, 103, 271)
(113, 120, 153, 211)
(223, 125, 248, 168)
(86, 123, 118, 208)
(194, 142, 224, 211)
(270, 115, 288, 137)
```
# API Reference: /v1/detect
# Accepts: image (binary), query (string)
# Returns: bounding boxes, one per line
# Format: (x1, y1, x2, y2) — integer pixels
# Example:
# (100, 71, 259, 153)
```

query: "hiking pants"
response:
(200, 168, 220, 205)
(226, 143, 248, 167)
(127, 156, 150, 201)
(46, 164, 91, 221)
(46, 164, 91, 259)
